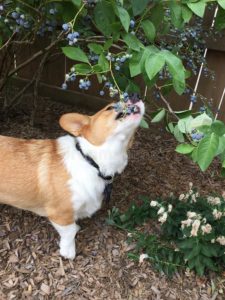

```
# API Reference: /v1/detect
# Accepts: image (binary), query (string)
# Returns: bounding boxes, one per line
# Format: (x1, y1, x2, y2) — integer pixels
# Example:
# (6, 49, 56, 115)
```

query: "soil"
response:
(0, 96, 225, 300)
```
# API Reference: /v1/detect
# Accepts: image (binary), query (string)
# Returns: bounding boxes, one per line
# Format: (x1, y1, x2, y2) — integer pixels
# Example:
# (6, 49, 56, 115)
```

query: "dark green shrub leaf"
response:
(141, 20, 156, 42)
(75, 63, 92, 74)
(87, 43, 103, 55)
(151, 109, 166, 123)
(94, 2, 115, 36)
(145, 52, 165, 80)
(115, 6, 130, 32)
(62, 47, 89, 63)
(123, 33, 144, 51)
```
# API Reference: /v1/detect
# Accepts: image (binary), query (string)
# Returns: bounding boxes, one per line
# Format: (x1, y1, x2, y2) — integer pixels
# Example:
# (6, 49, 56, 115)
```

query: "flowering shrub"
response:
(107, 184, 225, 276)
(1, 1, 225, 169)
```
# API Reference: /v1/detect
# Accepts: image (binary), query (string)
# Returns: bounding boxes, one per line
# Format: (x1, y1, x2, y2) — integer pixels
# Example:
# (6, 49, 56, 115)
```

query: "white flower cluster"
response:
(150, 201, 173, 224)
(207, 196, 221, 206)
(181, 211, 212, 237)
(216, 236, 225, 246)
(178, 182, 199, 203)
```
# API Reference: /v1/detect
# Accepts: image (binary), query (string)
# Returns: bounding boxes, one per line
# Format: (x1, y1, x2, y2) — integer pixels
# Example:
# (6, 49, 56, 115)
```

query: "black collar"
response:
(75, 140, 113, 182)
(74, 138, 115, 203)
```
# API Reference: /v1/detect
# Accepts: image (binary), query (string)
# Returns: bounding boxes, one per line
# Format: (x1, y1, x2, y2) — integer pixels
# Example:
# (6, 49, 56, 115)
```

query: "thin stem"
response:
(155, 84, 179, 120)
(109, 60, 121, 95)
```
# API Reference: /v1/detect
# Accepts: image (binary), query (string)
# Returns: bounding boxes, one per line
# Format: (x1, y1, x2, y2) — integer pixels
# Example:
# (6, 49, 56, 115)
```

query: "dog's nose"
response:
(129, 93, 140, 104)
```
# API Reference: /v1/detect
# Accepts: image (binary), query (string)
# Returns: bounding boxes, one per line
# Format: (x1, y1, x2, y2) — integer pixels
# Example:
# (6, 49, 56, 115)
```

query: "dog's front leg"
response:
(51, 221, 80, 260)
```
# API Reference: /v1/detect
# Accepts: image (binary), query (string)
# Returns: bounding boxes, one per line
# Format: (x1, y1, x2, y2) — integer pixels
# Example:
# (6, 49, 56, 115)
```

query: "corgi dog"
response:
(0, 96, 145, 259)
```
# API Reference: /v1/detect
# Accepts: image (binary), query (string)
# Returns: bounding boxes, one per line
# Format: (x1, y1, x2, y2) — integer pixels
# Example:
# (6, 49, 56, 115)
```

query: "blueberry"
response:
(120, 57, 126, 63)
(61, 83, 67, 90)
(62, 23, 69, 31)
(130, 20, 135, 28)
(11, 12, 19, 19)
(20, 14, 25, 19)
(70, 74, 76, 81)
(49, 8, 55, 15)
(115, 65, 120, 71)
(86, 80, 91, 87)
(190, 95, 197, 103)
(0, 5, 3, 11)
(99, 90, 104, 96)
(105, 82, 111, 88)
(73, 31, 79, 38)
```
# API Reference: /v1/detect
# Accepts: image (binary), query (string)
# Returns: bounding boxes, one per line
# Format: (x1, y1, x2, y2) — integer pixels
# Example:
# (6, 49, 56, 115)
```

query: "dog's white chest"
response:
(58, 135, 128, 220)
(58, 136, 106, 220)
(69, 171, 105, 219)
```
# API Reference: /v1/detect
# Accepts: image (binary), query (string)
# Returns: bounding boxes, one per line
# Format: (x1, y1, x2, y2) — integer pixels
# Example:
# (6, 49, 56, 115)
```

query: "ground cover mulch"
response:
(0, 96, 225, 300)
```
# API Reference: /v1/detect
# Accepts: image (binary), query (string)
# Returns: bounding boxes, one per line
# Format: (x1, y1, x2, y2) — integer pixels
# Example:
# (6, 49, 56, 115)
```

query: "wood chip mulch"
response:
(0, 96, 225, 300)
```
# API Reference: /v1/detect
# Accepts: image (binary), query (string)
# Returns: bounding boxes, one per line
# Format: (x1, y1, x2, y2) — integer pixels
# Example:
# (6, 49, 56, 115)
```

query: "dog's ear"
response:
(59, 113, 90, 136)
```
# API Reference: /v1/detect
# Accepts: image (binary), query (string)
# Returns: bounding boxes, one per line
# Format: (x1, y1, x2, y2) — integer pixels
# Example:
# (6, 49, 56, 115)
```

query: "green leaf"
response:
(162, 50, 185, 95)
(129, 46, 158, 77)
(149, 3, 164, 29)
(62, 47, 89, 63)
(145, 52, 165, 80)
(197, 133, 219, 171)
(187, 1, 206, 18)
(218, 0, 225, 9)
(71, 0, 81, 6)
(178, 239, 195, 249)
(190, 113, 212, 130)
(94, 2, 115, 36)
(178, 116, 193, 133)
(174, 109, 192, 119)
(123, 33, 144, 51)
(129, 51, 143, 77)
(176, 144, 195, 154)
(211, 120, 225, 136)
(87, 43, 103, 55)
(174, 125, 185, 143)
(131, 0, 150, 16)
(115, 6, 130, 32)
(170, 2, 183, 28)
(75, 63, 92, 74)
(201, 244, 219, 258)
(151, 109, 166, 123)
(216, 136, 225, 155)
(181, 5, 192, 23)
(140, 118, 149, 128)
(141, 20, 156, 42)
(104, 39, 113, 50)
(98, 53, 109, 72)
(184, 244, 201, 260)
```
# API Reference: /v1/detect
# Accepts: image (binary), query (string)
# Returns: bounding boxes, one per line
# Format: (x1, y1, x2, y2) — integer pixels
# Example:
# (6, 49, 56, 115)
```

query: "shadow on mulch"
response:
(0, 97, 225, 300)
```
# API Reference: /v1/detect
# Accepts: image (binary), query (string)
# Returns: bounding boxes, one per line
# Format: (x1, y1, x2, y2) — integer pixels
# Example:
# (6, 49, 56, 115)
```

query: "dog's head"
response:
(59, 96, 145, 146)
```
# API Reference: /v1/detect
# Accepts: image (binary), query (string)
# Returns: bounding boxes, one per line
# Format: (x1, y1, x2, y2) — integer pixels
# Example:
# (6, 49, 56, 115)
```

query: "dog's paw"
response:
(60, 243, 76, 260)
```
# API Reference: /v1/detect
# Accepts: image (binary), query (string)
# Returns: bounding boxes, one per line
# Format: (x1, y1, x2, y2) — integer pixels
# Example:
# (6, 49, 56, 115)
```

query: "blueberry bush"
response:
(1, 0, 225, 171)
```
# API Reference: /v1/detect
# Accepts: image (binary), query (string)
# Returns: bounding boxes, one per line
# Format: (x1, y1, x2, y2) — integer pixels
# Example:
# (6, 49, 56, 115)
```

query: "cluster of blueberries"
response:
(0, 4, 59, 35)
(11, 11, 31, 30)
(79, 79, 92, 90)
(191, 132, 204, 142)
(62, 23, 80, 46)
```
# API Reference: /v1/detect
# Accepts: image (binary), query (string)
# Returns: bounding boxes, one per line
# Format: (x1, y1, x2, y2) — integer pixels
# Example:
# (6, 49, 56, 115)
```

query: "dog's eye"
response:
(106, 106, 114, 111)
